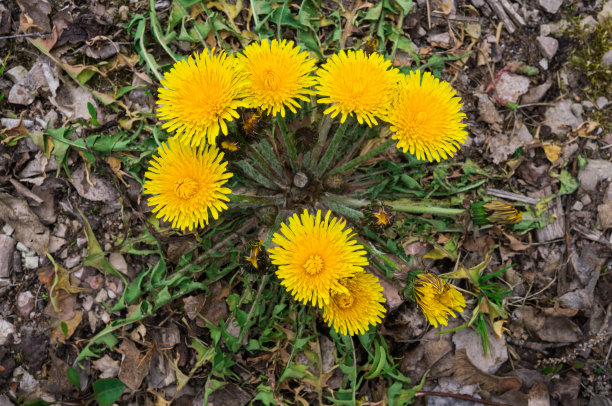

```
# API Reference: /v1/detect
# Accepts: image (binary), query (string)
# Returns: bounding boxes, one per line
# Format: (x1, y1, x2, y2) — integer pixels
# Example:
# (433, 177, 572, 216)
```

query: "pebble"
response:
(572, 201, 584, 211)
(580, 160, 612, 193)
(582, 100, 595, 110)
(539, 58, 549, 70)
(16, 242, 30, 253)
(427, 32, 452, 48)
(24, 255, 39, 270)
(17, 291, 35, 317)
(6, 66, 27, 83)
(540, 21, 568, 37)
(2, 223, 14, 236)
(12, 366, 38, 395)
(598, 202, 612, 230)
(602, 50, 612, 67)
(538, 0, 563, 14)
(581, 194, 592, 206)
(495, 72, 530, 103)
(595, 96, 609, 109)
(571, 103, 584, 117)
(95, 289, 108, 303)
(536, 36, 559, 60)
(0, 318, 16, 345)
(544, 99, 582, 135)
(521, 79, 552, 104)
(580, 15, 598, 33)
(599, 0, 612, 20)
(64, 255, 81, 269)
(0, 235, 15, 278)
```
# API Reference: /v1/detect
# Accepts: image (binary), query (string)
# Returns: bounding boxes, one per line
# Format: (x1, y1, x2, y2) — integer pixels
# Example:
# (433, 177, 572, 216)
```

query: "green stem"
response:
(315, 120, 349, 177)
(277, 117, 298, 171)
(307, 115, 333, 172)
(389, 10, 406, 63)
(326, 138, 394, 177)
(385, 199, 465, 216)
(229, 194, 285, 207)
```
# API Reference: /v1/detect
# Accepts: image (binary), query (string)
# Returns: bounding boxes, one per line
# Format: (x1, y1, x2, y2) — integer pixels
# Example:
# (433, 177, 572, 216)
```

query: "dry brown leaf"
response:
(503, 231, 531, 251)
(528, 381, 550, 406)
(0, 192, 49, 255)
(0, 112, 30, 142)
(118, 339, 152, 390)
(50, 310, 82, 345)
(454, 349, 522, 393)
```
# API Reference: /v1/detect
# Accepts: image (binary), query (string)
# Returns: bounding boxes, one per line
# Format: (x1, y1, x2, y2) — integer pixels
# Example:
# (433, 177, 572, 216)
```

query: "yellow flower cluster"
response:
(268, 210, 386, 336)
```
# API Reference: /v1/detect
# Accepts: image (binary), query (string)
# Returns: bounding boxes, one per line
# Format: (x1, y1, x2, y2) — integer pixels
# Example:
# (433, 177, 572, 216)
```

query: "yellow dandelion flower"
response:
(323, 273, 386, 336)
(387, 70, 468, 162)
(157, 49, 246, 146)
(316, 50, 401, 126)
(471, 200, 523, 226)
(237, 39, 316, 117)
(414, 273, 465, 328)
(268, 210, 368, 308)
(144, 137, 232, 231)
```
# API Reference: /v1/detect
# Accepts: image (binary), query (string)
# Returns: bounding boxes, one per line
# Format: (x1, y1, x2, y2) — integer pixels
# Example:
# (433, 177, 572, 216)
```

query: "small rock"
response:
(538, 0, 563, 14)
(48, 236, 65, 254)
(495, 72, 530, 104)
(64, 255, 80, 269)
(580, 160, 612, 192)
(427, 32, 452, 48)
(605, 184, 612, 202)
(544, 99, 582, 135)
(0, 319, 16, 345)
(601, 0, 612, 20)
(488, 121, 533, 164)
(597, 201, 612, 230)
(16, 242, 30, 253)
(95, 289, 108, 303)
(540, 21, 568, 37)
(24, 255, 38, 270)
(571, 103, 584, 117)
(471, 0, 485, 6)
(582, 100, 595, 110)
(453, 327, 508, 374)
(581, 194, 592, 206)
(476, 93, 502, 126)
(6, 66, 28, 83)
(602, 49, 612, 67)
(572, 201, 583, 211)
(0, 235, 15, 278)
(17, 291, 35, 317)
(521, 79, 552, 104)
(539, 58, 549, 70)
(12, 366, 38, 395)
(580, 15, 598, 33)
(536, 36, 559, 60)
(595, 96, 609, 109)
(8, 81, 36, 105)
(2, 223, 14, 236)
(71, 164, 120, 202)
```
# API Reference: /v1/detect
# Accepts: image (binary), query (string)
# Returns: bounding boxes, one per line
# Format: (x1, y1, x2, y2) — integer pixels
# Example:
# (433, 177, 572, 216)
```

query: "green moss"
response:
(565, 16, 612, 98)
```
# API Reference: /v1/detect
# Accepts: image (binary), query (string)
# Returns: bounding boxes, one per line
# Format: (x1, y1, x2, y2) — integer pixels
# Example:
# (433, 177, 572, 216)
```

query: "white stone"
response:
(2, 223, 14, 236)
(536, 36, 559, 60)
(599, 0, 612, 21)
(24, 255, 39, 270)
(602, 50, 612, 67)
(0, 319, 16, 345)
(16, 242, 30, 252)
(538, 0, 563, 14)
(539, 58, 549, 70)
(596, 96, 609, 109)
(12, 366, 38, 395)
(495, 72, 530, 104)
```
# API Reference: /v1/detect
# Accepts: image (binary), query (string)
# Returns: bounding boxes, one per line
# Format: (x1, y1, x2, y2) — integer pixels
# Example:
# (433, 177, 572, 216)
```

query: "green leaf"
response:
(87, 102, 99, 126)
(60, 321, 68, 337)
(93, 378, 125, 406)
(23, 399, 55, 406)
(66, 367, 81, 388)
(394, 0, 413, 14)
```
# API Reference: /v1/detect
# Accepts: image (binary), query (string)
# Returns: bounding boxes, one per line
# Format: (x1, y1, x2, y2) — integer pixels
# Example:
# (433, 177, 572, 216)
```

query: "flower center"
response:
(174, 177, 199, 200)
(304, 255, 324, 275)
(337, 293, 354, 309)
(263, 70, 280, 90)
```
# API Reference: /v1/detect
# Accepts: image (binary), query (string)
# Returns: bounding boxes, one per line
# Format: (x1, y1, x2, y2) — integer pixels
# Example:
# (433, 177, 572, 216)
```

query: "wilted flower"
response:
(471, 200, 523, 226)
(414, 273, 465, 328)
(322, 272, 386, 336)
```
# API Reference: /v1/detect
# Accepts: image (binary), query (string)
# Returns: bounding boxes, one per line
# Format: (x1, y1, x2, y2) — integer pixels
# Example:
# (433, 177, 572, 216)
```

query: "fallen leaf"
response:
(118, 339, 152, 390)
(49, 310, 82, 345)
(542, 143, 562, 164)
(93, 355, 121, 379)
(454, 349, 521, 393)
(0, 192, 49, 255)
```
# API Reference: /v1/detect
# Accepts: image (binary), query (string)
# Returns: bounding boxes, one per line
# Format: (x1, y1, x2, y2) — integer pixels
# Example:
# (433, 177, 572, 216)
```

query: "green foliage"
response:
(93, 378, 125, 406)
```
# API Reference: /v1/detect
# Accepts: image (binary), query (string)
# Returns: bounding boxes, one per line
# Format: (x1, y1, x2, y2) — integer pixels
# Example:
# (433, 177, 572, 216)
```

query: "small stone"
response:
(600, 0, 612, 21)
(17, 291, 35, 317)
(0, 235, 15, 278)
(16, 242, 30, 253)
(471, 0, 485, 6)
(24, 255, 38, 270)
(598, 202, 612, 230)
(12, 366, 38, 395)
(53, 223, 68, 238)
(536, 36, 559, 60)
(0, 318, 16, 345)
(539, 58, 549, 70)
(571, 103, 584, 117)
(580, 15, 598, 33)
(580, 160, 612, 193)
(48, 236, 66, 254)
(544, 99, 582, 135)
(293, 172, 308, 188)
(582, 100, 595, 110)
(602, 50, 612, 67)
(107, 289, 116, 299)
(64, 255, 80, 269)
(427, 32, 452, 48)
(77, 237, 87, 248)
(540, 21, 567, 37)
(495, 72, 530, 104)
(2, 223, 14, 236)
(572, 201, 583, 211)
(521, 79, 552, 104)
(581, 194, 592, 206)
(6, 66, 28, 83)
(538, 0, 563, 14)
(595, 96, 609, 109)
(95, 289, 108, 303)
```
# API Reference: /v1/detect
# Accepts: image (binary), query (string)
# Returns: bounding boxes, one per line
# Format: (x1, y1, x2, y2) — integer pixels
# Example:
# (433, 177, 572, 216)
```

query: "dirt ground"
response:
(0, 0, 611, 405)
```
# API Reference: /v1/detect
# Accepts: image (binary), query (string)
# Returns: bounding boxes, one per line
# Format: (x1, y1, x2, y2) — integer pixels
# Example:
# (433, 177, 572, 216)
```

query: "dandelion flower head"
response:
(268, 210, 369, 308)
(157, 49, 246, 146)
(414, 273, 465, 328)
(316, 50, 401, 126)
(144, 137, 232, 231)
(237, 39, 316, 117)
(387, 70, 467, 162)
(323, 272, 386, 336)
